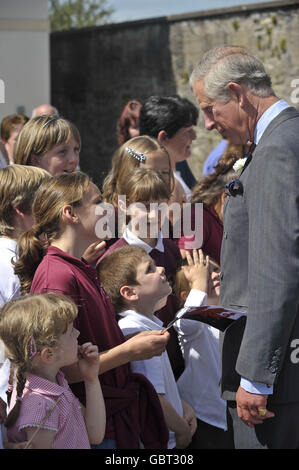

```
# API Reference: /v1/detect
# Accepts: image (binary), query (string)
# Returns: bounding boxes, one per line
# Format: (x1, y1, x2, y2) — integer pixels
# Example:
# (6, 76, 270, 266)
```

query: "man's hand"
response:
(236, 386, 275, 427)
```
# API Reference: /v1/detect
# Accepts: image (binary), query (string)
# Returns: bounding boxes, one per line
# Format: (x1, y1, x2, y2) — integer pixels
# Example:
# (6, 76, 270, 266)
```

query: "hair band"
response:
(125, 146, 146, 163)
(41, 117, 57, 128)
(29, 336, 37, 359)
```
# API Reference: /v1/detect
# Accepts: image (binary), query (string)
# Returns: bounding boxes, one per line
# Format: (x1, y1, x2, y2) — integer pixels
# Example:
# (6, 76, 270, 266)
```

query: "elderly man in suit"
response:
(189, 45, 299, 448)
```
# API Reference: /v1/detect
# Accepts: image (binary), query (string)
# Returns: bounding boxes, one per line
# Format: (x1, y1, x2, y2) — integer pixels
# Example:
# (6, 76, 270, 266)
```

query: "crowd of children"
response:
(0, 104, 239, 449)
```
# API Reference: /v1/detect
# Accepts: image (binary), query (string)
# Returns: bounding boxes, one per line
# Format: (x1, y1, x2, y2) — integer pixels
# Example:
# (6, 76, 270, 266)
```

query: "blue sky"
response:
(109, 0, 270, 23)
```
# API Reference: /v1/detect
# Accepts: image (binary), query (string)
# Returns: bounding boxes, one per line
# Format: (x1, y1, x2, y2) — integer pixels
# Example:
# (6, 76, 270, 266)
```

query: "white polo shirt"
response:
(118, 310, 183, 449)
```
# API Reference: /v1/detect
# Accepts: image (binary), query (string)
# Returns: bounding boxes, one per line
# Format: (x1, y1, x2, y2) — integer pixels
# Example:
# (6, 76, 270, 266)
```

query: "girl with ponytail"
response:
(14, 171, 169, 449)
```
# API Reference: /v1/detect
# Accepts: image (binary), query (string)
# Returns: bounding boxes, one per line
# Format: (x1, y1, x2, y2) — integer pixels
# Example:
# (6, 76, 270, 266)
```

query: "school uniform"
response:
(7, 371, 91, 449)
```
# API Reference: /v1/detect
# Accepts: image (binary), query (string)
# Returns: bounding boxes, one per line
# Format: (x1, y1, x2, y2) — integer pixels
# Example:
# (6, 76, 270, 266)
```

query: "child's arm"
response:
(158, 394, 192, 449)
(78, 342, 106, 445)
(63, 330, 170, 383)
(23, 427, 55, 449)
(181, 399, 197, 436)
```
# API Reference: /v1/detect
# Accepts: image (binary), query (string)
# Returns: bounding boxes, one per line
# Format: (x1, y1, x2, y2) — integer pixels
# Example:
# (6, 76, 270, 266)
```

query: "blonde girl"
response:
(14, 115, 107, 264)
(0, 293, 105, 449)
(14, 115, 80, 176)
(13, 171, 169, 449)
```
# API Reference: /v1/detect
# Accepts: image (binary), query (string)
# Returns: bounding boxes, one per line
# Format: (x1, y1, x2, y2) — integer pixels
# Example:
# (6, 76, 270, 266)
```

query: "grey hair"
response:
(190, 45, 275, 102)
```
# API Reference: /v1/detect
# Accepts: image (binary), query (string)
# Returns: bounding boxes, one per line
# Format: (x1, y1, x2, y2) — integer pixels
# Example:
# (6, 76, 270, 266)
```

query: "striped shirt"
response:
(7, 371, 90, 449)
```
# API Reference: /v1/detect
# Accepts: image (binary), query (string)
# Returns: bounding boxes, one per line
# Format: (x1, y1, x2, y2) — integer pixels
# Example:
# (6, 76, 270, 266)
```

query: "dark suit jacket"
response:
(220, 106, 299, 404)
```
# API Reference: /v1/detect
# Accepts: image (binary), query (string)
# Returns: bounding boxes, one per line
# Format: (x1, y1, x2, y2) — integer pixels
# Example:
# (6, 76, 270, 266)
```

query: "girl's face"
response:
(75, 183, 105, 243)
(128, 198, 168, 239)
(31, 135, 80, 176)
(140, 151, 171, 189)
(56, 322, 80, 367)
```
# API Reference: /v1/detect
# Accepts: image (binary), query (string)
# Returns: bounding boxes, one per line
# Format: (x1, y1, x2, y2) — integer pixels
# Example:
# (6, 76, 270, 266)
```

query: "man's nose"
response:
(204, 113, 215, 131)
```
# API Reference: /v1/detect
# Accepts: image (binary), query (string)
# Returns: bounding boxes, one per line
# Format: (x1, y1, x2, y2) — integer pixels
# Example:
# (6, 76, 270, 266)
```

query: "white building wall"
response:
(0, 0, 50, 121)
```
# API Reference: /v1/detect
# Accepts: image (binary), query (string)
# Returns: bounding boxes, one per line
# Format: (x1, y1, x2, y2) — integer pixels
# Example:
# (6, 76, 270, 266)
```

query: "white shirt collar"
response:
(254, 99, 290, 144)
(123, 226, 165, 253)
(118, 309, 163, 330)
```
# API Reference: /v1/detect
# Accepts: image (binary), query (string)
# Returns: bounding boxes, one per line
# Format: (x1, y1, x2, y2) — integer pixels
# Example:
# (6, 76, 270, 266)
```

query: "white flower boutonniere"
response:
(233, 157, 247, 172)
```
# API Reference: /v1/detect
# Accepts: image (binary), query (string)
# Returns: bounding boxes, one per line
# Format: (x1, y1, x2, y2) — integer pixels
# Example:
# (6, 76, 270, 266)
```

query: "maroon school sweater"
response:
(175, 204, 223, 265)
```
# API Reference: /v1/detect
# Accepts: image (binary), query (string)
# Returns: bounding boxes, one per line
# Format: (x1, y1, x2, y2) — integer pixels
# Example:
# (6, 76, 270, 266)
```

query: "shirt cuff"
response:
(241, 377, 273, 395)
(184, 289, 207, 307)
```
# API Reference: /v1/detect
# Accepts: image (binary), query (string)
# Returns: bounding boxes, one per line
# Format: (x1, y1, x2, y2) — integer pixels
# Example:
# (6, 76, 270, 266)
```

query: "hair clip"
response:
(225, 179, 243, 197)
(41, 117, 58, 128)
(16, 396, 23, 402)
(125, 146, 146, 163)
(29, 336, 37, 359)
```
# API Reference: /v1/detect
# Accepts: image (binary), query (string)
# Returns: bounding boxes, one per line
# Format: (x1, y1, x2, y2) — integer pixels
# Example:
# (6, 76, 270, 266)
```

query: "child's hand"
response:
(82, 241, 106, 264)
(181, 249, 210, 293)
(125, 330, 170, 361)
(78, 343, 100, 383)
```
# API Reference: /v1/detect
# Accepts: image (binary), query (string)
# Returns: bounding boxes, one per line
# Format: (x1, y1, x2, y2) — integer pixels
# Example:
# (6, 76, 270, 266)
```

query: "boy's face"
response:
(134, 255, 172, 306)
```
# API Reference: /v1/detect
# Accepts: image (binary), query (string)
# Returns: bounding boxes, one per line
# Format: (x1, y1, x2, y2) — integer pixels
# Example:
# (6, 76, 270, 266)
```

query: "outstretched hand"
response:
(181, 249, 210, 293)
(125, 330, 170, 361)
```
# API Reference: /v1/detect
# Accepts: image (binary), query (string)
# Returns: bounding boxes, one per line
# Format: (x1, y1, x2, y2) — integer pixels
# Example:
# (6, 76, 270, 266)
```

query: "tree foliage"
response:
(48, 0, 114, 31)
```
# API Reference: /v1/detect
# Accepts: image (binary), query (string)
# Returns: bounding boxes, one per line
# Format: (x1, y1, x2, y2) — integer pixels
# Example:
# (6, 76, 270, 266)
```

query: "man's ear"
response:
(227, 82, 246, 107)
(157, 130, 168, 144)
(120, 285, 138, 302)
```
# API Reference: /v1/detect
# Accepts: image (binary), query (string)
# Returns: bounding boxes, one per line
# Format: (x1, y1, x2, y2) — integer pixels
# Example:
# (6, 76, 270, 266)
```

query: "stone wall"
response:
(50, 0, 299, 187)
